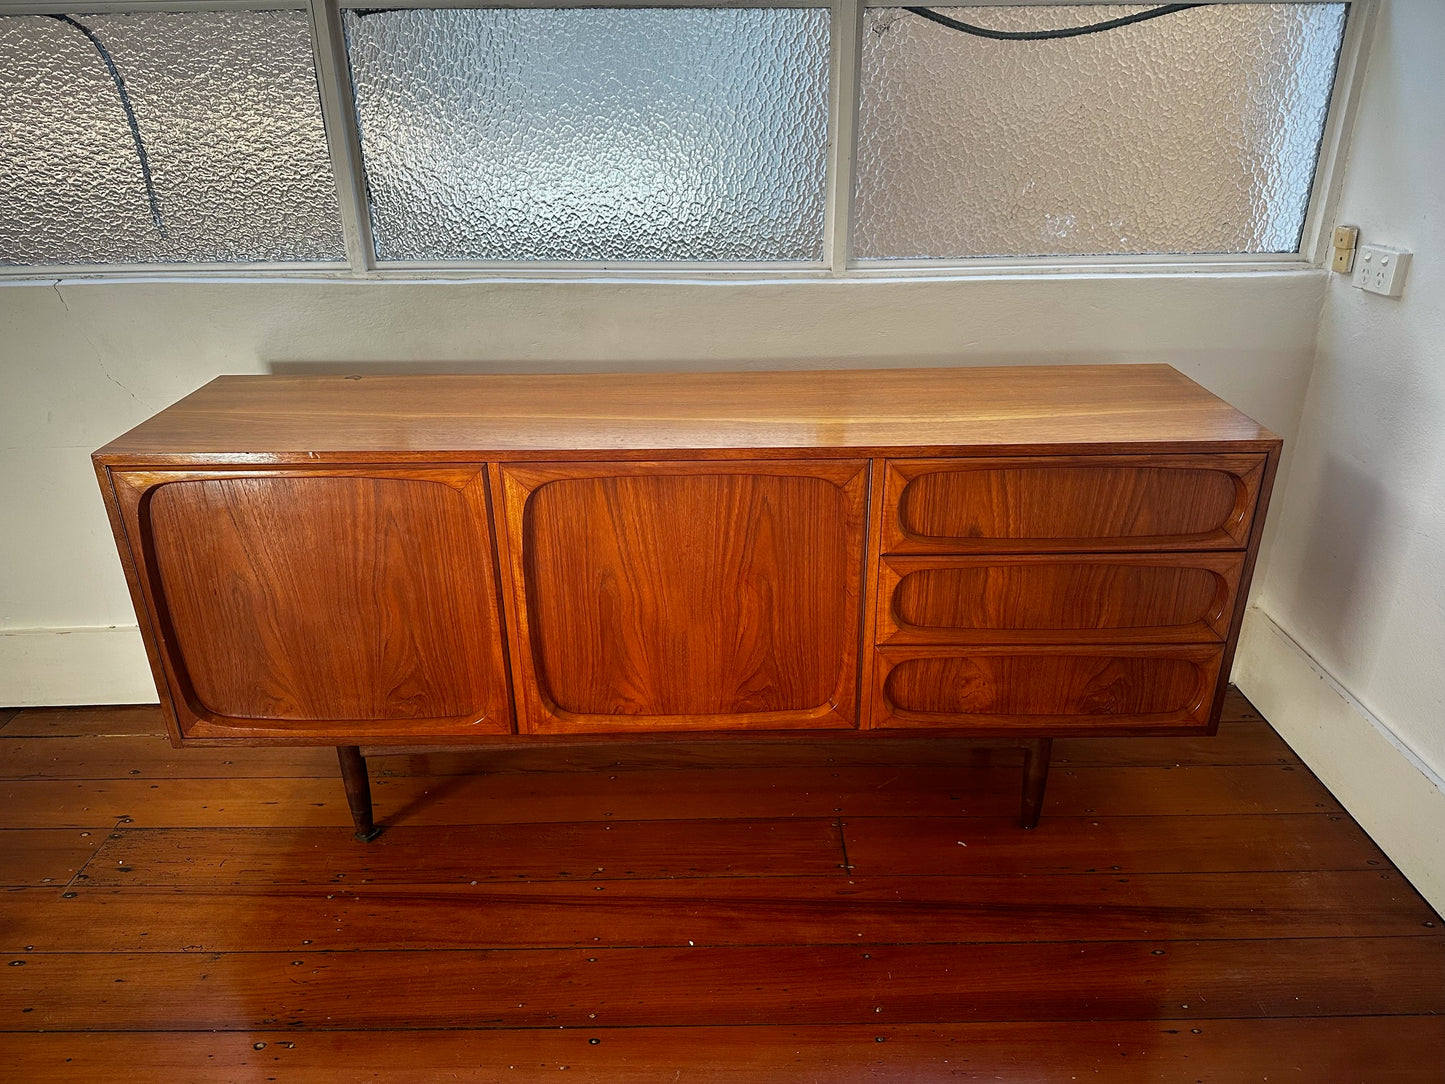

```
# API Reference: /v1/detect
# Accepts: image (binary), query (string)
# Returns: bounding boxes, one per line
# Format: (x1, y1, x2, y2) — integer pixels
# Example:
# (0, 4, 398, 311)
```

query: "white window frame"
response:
(0, 0, 1376, 281)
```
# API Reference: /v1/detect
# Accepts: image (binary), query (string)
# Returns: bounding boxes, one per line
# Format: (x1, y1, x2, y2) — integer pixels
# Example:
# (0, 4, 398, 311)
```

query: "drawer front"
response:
(876, 553, 1244, 646)
(882, 454, 1267, 554)
(873, 646, 1221, 732)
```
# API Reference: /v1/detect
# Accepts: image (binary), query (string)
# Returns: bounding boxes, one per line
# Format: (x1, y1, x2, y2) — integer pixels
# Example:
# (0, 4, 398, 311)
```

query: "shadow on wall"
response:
(267, 359, 846, 376)
(265, 357, 1159, 377)
(1276, 452, 1394, 671)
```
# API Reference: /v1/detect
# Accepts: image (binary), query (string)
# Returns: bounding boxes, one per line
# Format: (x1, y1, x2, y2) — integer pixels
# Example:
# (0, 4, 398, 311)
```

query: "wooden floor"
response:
(0, 691, 1440, 1082)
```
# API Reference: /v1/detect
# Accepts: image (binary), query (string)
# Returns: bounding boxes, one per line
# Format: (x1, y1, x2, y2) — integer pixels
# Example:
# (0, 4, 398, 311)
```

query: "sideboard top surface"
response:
(95, 365, 1279, 463)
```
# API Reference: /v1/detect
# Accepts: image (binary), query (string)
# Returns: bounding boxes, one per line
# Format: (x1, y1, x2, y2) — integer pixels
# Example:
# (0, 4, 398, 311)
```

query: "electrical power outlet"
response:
(1352, 244, 1412, 297)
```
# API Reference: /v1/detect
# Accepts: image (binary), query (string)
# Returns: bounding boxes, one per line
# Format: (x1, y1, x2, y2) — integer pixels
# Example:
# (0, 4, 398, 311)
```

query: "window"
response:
(346, 7, 830, 262)
(0, 1, 1357, 273)
(854, 3, 1348, 259)
(0, 9, 343, 265)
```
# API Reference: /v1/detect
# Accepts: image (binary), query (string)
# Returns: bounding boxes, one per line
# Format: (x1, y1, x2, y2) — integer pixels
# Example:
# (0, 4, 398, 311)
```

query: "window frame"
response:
(0, 0, 1376, 280)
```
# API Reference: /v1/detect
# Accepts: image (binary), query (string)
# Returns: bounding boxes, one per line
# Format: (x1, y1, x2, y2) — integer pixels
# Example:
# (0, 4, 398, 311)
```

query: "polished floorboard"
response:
(0, 691, 1440, 1081)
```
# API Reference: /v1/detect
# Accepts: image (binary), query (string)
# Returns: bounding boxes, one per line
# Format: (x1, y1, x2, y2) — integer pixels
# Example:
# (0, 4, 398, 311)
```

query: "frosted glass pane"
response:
(855, 4, 1347, 258)
(0, 11, 344, 265)
(345, 7, 829, 262)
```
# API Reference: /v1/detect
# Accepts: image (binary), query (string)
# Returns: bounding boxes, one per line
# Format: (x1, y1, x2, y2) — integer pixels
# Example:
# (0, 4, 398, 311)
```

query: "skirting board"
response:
(0, 626, 157, 708)
(1234, 606, 1445, 913)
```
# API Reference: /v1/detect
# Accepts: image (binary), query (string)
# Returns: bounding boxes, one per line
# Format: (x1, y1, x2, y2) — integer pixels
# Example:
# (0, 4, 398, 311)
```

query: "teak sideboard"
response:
(93, 365, 1280, 839)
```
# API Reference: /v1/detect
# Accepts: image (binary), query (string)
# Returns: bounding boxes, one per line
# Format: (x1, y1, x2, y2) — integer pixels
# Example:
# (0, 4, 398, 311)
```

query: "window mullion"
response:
(824, 0, 863, 273)
(308, 0, 375, 272)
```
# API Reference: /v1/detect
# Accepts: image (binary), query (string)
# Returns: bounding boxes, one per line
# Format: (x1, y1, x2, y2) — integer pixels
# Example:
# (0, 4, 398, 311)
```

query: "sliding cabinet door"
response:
(500, 461, 868, 733)
(108, 467, 512, 743)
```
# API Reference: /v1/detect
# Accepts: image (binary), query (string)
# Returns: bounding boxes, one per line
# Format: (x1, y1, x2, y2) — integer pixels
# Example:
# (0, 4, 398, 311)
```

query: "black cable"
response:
(903, 3, 1208, 42)
(358, 4, 1212, 43)
(40, 14, 165, 234)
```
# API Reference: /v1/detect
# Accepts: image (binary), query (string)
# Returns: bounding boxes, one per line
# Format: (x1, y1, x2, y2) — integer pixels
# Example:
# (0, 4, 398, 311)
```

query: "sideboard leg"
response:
(1020, 738, 1053, 830)
(337, 745, 382, 842)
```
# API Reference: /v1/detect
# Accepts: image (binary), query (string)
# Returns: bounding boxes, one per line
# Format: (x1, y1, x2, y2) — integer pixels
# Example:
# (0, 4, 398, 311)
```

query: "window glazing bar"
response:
(857, 0, 1342, 6)
(0, 262, 348, 277)
(823, 0, 863, 272)
(849, 251, 1311, 271)
(0, 1, 306, 12)
(0, 253, 1321, 285)
(309, 0, 376, 271)
(369, 259, 828, 271)
(334, 0, 831, 8)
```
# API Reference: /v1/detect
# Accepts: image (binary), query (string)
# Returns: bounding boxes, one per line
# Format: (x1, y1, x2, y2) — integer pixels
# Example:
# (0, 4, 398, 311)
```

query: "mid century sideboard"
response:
(93, 365, 1280, 839)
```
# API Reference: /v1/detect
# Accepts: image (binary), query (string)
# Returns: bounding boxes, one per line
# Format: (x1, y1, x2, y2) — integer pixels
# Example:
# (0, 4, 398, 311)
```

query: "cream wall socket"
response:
(1352, 244, 1412, 297)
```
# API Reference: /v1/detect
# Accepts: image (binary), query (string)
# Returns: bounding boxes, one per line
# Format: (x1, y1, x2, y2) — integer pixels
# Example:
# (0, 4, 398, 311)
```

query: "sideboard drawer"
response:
(876, 552, 1244, 646)
(873, 646, 1221, 732)
(882, 455, 1267, 554)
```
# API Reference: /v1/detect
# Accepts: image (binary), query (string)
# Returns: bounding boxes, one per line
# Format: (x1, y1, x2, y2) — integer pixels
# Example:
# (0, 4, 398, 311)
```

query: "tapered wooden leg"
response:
(337, 745, 381, 842)
(1020, 738, 1053, 830)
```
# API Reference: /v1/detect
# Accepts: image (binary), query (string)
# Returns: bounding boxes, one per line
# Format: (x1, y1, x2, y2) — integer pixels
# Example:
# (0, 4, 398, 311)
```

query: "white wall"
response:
(2, 272, 1323, 703)
(1238, 0, 1445, 909)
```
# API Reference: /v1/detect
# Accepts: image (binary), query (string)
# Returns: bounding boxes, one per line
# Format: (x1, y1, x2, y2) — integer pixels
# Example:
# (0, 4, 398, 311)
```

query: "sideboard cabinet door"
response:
(109, 467, 512, 742)
(500, 461, 869, 733)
